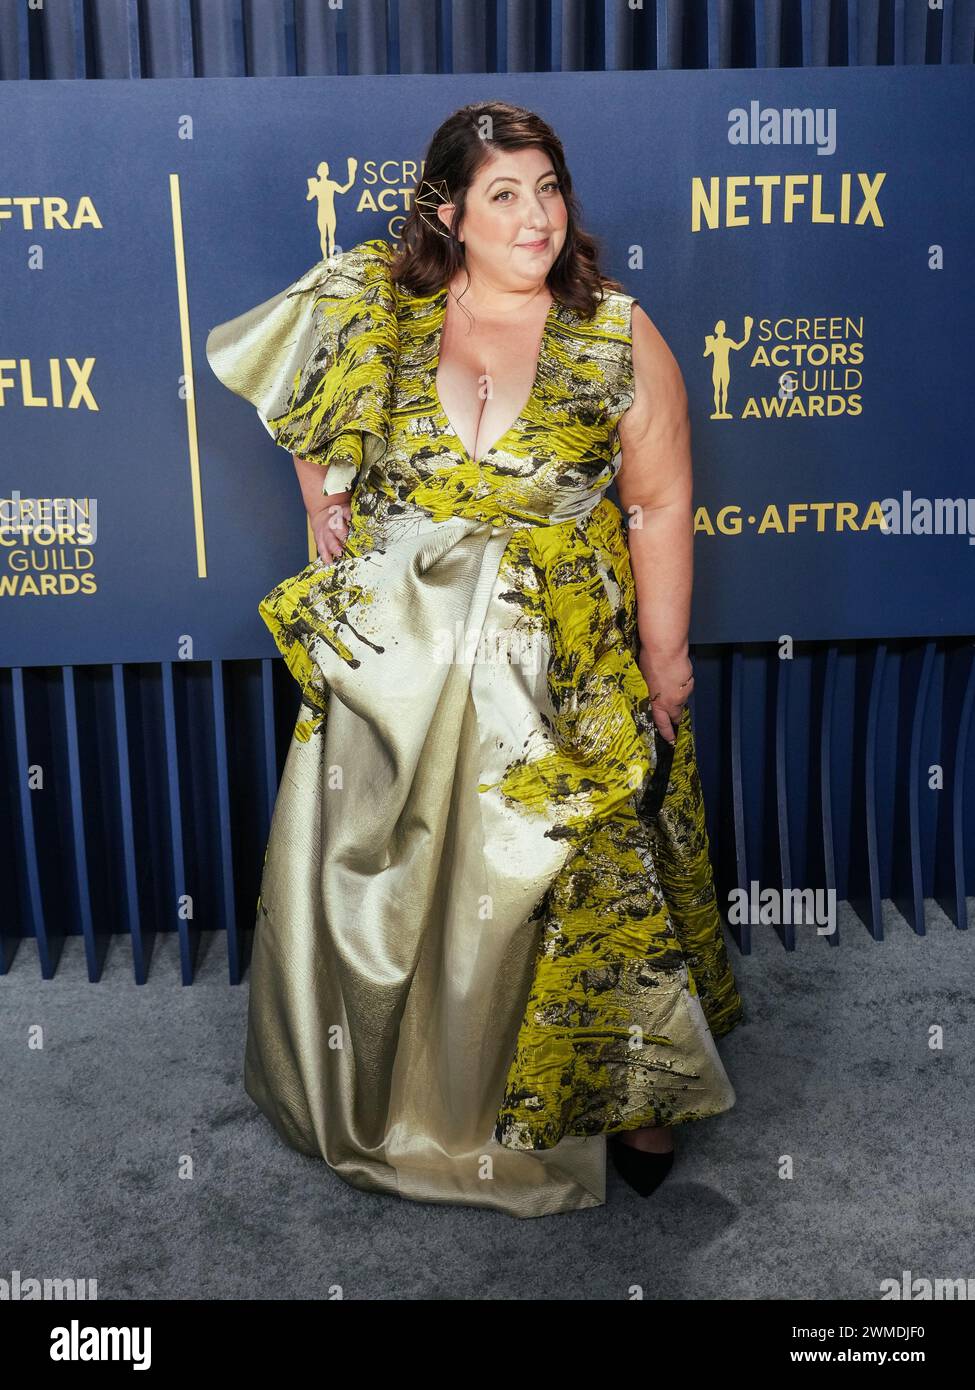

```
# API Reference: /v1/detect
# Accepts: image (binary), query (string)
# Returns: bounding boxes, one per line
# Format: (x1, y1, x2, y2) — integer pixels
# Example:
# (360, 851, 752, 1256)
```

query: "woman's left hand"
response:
(638, 648, 694, 743)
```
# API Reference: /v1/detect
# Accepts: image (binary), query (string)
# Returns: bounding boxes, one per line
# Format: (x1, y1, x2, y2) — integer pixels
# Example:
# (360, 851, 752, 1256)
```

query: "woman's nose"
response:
(523, 203, 550, 231)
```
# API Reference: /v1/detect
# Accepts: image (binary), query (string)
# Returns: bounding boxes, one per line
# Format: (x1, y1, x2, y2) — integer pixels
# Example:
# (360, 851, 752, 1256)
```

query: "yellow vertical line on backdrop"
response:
(169, 172, 208, 579)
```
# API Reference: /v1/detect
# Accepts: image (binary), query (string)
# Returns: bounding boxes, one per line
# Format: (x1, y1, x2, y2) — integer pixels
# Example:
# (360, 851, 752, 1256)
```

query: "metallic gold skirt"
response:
(246, 498, 745, 1218)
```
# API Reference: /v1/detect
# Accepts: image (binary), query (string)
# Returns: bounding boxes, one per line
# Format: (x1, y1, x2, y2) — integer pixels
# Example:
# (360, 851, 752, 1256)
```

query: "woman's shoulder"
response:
(575, 283, 640, 343)
(332, 235, 397, 265)
(589, 284, 679, 387)
(285, 237, 397, 298)
(316, 236, 397, 278)
(275, 239, 400, 354)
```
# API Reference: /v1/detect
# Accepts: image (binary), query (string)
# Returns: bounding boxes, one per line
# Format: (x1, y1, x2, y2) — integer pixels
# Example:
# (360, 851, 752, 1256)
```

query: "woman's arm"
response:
(615, 305, 696, 742)
(292, 454, 351, 564)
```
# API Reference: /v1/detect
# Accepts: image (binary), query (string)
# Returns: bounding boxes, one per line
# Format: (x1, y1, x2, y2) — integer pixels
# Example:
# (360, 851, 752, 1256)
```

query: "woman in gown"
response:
(205, 101, 745, 1220)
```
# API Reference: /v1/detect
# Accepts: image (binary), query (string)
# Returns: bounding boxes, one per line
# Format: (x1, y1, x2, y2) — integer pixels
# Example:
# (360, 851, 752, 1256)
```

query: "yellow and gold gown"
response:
(205, 237, 745, 1219)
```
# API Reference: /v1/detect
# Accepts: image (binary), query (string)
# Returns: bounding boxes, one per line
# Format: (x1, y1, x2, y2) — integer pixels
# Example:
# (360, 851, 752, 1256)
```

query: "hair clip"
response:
(415, 178, 453, 239)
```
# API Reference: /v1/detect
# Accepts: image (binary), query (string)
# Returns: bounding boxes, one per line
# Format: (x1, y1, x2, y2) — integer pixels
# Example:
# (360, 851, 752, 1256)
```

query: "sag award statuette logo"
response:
(300, 152, 452, 253)
(702, 312, 865, 420)
(305, 157, 358, 260)
(704, 317, 754, 419)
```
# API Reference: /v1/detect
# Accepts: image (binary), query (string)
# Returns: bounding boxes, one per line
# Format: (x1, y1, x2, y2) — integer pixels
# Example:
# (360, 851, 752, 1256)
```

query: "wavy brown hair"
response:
(389, 101, 622, 319)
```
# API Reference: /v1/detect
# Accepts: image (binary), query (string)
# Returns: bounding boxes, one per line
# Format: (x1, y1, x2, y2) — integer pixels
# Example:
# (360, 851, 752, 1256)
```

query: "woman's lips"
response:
(518, 238, 549, 250)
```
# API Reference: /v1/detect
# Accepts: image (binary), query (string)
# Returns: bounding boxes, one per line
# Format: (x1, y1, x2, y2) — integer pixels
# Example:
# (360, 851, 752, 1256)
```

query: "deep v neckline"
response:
(431, 286, 559, 466)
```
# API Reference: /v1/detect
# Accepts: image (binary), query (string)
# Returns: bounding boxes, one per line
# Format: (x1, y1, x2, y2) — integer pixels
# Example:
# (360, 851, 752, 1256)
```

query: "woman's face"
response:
(439, 145, 568, 288)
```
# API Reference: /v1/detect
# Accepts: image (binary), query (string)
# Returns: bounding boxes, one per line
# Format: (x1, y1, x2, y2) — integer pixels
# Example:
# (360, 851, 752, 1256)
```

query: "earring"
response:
(415, 178, 453, 239)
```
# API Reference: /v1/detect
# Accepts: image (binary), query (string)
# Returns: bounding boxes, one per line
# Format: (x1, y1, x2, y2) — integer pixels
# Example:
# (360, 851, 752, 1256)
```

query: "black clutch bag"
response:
(637, 725, 677, 819)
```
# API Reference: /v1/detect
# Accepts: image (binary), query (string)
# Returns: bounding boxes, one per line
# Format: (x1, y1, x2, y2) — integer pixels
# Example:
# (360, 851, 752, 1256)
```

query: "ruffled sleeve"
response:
(205, 238, 399, 496)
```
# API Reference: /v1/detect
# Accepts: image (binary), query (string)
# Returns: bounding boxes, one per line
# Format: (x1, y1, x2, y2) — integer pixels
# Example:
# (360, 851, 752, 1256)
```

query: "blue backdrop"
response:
(2, 2, 973, 978)
(2, 65, 972, 668)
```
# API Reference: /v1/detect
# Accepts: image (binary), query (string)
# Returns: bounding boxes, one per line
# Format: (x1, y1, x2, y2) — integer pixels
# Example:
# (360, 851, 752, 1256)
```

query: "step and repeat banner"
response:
(1, 67, 972, 665)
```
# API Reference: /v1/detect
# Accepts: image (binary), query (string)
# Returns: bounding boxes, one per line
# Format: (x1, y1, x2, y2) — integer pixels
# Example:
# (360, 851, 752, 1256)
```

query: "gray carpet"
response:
(3, 899, 973, 1301)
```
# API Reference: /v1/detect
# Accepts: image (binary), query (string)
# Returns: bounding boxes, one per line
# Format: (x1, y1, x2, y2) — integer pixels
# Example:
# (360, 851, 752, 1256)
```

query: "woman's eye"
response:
(493, 181, 559, 203)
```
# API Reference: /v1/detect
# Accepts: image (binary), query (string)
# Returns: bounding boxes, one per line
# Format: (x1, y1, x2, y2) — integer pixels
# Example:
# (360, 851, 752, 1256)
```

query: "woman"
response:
(206, 101, 745, 1220)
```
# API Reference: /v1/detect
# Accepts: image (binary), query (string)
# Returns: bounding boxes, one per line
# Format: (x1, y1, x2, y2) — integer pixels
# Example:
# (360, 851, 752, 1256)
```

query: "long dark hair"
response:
(390, 101, 622, 319)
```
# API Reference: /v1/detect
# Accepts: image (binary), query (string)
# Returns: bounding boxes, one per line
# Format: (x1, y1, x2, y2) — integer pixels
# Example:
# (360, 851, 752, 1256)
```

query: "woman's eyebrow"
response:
(484, 169, 557, 191)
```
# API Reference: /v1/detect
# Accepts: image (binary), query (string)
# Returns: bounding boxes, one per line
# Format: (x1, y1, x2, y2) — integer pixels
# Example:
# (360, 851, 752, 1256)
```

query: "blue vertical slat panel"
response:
(549, 0, 563, 71)
(948, 0, 975, 62)
(394, 0, 439, 73)
(850, 643, 886, 940)
(773, 650, 795, 949)
(692, 643, 747, 953)
(755, 648, 779, 931)
(812, 0, 845, 64)
(504, 0, 537, 72)
(87, 0, 142, 76)
(832, 644, 859, 908)
(347, 0, 389, 73)
(786, 649, 815, 912)
(0, 0, 29, 79)
(160, 662, 197, 983)
(558, 0, 583, 71)
(922, 644, 947, 908)
(754, 0, 773, 68)
(691, 645, 725, 878)
(25, 0, 87, 78)
(11, 669, 57, 975)
(899, 0, 931, 63)
(890, 639, 934, 934)
(801, 0, 822, 65)
(706, 0, 728, 70)
(819, 645, 840, 947)
(728, 647, 751, 950)
(946, 649, 975, 927)
(211, 661, 241, 982)
(602, 0, 619, 69)
(496, 0, 508, 71)
(193, 0, 247, 76)
(260, 659, 278, 833)
(62, 667, 100, 980)
(111, 665, 149, 981)
(0, 671, 22, 971)
(928, 642, 953, 922)
(847, 0, 862, 65)
(295, 0, 342, 75)
(901, 642, 937, 933)
(852, 0, 878, 64)
(889, 642, 917, 930)
(451, 0, 491, 72)
(78, 666, 119, 975)
(876, 644, 904, 922)
(141, 0, 193, 77)
(242, 0, 296, 76)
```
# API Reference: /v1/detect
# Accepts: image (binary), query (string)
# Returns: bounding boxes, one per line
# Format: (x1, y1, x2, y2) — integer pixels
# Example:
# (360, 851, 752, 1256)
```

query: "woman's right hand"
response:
(311, 492, 352, 565)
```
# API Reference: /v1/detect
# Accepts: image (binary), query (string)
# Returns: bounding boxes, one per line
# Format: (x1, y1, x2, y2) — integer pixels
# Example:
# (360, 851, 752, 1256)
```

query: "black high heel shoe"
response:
(608, 1133, 675, 1197)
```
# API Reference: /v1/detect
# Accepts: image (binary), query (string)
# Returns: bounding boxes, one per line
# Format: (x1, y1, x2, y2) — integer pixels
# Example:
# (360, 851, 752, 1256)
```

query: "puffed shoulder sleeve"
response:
(205, 237, 399, 496)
